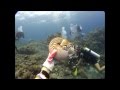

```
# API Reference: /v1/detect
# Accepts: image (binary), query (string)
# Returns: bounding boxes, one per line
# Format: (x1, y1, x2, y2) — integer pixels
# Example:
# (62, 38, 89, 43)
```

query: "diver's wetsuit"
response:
(81, 48, 99, 65)
(68, 47, 81, 68)
(68, 55, 79, 68)
(15, 32, 24, 40)
(68, 47, 99, 68)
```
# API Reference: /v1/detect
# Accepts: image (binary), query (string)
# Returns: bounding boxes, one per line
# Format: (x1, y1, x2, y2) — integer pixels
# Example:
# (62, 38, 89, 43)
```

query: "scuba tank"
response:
(83, 47, 100, 59)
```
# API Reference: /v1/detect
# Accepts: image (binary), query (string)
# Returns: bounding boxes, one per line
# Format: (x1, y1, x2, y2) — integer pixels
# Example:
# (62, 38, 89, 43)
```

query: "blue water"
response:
(15, 11, 105, 41)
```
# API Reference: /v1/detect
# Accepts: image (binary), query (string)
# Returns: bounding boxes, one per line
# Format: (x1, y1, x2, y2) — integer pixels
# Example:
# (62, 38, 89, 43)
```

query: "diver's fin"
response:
(73, 67, 78, 76)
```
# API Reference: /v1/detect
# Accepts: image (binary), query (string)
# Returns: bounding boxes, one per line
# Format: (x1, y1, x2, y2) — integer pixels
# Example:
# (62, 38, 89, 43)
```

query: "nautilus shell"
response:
(48, 37, 74, 60)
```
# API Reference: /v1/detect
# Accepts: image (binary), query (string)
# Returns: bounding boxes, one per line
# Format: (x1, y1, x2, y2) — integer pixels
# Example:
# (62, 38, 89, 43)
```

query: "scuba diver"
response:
(15, 29, 24, 41)
(81, 47, 105, 71)
(70, 24, 82, 39)
(69, 24, 105, 72)
(15, 27, 24, 52)
(68, 45, 105, 72)
(35, 37, 75, 79)
(68, 45, 81, 70)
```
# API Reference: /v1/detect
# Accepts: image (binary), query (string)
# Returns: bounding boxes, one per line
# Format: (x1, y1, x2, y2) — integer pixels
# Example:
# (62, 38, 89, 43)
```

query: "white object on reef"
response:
(61, 26, 67, 39)
(79, 25, 82, 31)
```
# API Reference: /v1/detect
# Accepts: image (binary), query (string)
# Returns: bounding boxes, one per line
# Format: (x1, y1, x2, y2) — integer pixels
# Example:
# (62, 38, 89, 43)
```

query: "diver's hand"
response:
(35, 49, 57, 79)
(43, 57, 54, 71)
(43, 49, 57, 71)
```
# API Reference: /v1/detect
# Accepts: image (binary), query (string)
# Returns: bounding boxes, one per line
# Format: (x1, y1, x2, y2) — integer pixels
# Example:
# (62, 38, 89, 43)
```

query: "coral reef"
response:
(15, 28, 105, 79)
